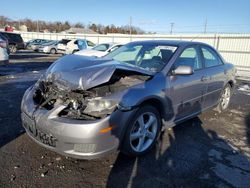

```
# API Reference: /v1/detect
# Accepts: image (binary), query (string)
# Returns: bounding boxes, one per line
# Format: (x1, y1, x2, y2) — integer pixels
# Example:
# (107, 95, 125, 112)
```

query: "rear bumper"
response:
(0, 59, 9, 65)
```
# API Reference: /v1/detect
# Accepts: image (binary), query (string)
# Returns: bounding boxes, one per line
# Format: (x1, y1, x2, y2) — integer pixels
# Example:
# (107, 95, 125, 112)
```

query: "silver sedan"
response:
(21, 40, 236, 159)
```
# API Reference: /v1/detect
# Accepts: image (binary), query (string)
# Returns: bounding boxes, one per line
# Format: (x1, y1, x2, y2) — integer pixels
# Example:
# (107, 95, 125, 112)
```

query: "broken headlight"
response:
(84, 98, 118, 115)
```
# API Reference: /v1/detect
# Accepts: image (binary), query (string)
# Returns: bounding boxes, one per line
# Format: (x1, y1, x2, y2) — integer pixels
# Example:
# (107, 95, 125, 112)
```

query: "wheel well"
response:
(139, 98, 165, 119)
(228, 80, 234, 88)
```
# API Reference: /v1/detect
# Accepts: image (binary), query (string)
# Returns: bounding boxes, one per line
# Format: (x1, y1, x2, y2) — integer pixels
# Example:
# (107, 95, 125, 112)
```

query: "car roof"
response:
(0, 31, 21, 36)
(129, 40, 208, 47)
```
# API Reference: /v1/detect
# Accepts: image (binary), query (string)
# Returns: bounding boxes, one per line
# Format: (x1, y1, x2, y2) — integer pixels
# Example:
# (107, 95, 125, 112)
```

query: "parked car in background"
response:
(0, 35, 9, 65)
(57, 39, 71, 54)
(0, 32, 25, 53)
(30, 40, 52, 51)
(38, 40, 59, 54)
(26, 39, 48, 49)
(21, 40, 236, 159)
(65, 39, 95, 54)
(75, 43, 123, 57)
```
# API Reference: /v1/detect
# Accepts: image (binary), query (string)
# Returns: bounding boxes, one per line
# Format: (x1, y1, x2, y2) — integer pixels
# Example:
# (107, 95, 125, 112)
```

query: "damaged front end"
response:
(32, 62, 151, 120)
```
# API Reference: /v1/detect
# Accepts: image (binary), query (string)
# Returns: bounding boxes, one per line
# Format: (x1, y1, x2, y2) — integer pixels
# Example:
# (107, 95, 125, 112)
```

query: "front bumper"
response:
(21, 86, 135, 159)
(38, 48, 48, 53)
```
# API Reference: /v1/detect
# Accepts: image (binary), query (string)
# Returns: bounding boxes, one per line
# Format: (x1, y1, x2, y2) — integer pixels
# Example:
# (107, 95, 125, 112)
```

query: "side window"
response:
(175, 47, 202, 70)
(87, 41, 95, 47)
(201, 47, 223, 68)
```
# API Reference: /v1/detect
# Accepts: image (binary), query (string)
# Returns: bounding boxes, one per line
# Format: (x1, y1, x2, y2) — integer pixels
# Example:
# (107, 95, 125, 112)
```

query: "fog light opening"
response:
(74, 143, 96, 153)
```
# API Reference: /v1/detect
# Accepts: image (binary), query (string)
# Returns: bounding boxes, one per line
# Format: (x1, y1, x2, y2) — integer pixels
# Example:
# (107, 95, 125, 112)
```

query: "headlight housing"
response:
(84, 98, 118, 115)
(43, 46, 49, 51)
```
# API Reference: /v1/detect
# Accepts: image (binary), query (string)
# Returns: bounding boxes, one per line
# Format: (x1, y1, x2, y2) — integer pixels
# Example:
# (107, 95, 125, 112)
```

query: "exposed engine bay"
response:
(33, 70, 150, 120)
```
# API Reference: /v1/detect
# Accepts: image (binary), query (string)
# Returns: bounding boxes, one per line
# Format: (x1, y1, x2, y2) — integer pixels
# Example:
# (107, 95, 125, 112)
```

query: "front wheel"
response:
(50, 48, 56, 54)
(122, 105, 161, 156)
(216, 84, 232, 112)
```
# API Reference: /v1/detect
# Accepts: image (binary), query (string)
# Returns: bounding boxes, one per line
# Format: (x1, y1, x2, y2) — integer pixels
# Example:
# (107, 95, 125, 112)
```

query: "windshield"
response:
(92, 44, 110, 51)
(105, 43, 178, 73)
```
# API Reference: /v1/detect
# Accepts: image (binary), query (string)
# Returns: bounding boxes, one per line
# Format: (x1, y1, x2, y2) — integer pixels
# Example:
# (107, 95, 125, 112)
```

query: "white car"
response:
(38, 40, 59, 54)
(0, 36, 9, 65)
(57, 39, 71, 54)
(75, 43, 123, 57)
(64, 39, 95, 54)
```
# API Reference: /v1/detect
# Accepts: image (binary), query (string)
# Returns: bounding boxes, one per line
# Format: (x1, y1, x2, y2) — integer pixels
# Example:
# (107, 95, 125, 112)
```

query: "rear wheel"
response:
(122, 105, 161, 156)
(9, 45, 17, 53)
(216, 84, 232, 112)
(50, 48, 56, 54)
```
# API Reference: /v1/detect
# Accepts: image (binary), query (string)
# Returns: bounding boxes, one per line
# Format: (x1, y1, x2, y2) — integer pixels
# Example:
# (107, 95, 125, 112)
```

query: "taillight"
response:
(0, 40, 7, 48)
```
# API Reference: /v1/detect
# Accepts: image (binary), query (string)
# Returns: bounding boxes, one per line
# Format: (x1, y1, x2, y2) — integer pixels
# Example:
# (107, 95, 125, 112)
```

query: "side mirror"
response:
(172, 65, 194, 75)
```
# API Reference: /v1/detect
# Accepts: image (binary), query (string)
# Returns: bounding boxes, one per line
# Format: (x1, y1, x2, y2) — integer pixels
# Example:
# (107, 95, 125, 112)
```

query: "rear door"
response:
(200, 45, 225, 108)
(168, 46, 207, 121)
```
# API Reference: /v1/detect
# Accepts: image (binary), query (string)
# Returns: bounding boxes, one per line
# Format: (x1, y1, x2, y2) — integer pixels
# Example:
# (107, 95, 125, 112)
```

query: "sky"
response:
(1, 0, 250, 33)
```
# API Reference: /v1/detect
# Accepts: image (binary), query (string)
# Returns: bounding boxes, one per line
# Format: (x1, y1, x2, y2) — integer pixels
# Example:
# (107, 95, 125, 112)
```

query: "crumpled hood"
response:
(45, 54, 153, 91)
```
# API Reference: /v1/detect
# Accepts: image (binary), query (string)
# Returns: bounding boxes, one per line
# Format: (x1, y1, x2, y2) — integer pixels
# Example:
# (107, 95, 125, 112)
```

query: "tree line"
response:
(0, 15, 145, 34)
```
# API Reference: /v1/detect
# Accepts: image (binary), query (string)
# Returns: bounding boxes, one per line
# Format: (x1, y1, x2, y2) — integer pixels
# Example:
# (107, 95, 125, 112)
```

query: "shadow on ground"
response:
(0, 80, 35, 148)
(10, 50, 61, 59)
(107, 117, 250, 188)
(246, 114, 250, 146)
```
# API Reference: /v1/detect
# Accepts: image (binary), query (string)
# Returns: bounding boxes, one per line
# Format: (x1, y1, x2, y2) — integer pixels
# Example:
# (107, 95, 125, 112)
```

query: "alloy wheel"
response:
(221, 86, 231, 110)
(129, 112, 158, 152)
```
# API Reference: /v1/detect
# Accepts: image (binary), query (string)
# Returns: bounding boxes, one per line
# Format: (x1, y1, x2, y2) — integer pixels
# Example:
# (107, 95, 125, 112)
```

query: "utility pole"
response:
(36, 20, 39, 32)
(170, 22, 174, 34)
(204, 18, 207, 33)
(129, 16, 132, 35)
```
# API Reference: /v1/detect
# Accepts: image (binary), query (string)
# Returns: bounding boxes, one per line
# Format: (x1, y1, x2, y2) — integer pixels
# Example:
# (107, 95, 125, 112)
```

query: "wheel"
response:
(216, 84, 232, 112)
(122, 105, 161, 156)
(50, 48, 56, 54)
(9, 45, 17, 53)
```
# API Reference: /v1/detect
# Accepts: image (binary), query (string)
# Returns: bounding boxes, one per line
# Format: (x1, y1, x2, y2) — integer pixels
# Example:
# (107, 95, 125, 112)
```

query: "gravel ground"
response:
(0, 51, 249, 188)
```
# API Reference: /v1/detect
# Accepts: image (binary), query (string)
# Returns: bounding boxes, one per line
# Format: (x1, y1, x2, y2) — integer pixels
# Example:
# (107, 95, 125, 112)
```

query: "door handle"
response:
(201, 76, 209, 82)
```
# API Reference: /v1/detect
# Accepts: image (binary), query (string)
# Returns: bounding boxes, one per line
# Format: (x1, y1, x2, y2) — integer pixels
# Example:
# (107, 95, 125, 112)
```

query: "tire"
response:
(215, 84, 232, 112)
(50, 48, 56, 54)
(9, 45, 17, 53)
(122, 105, 161, 156)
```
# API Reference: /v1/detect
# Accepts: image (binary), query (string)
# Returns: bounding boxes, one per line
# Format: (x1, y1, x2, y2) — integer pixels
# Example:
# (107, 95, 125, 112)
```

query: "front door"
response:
(168, 46, 207, 121)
